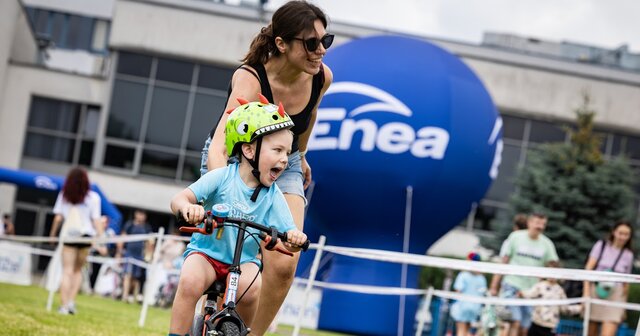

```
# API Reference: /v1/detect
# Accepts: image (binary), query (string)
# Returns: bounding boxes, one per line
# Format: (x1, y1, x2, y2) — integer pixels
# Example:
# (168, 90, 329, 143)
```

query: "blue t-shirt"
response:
(184, 163, 295, 266)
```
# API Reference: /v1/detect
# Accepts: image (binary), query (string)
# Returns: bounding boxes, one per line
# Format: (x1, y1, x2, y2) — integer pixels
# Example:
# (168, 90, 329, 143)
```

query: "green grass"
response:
(0, 283, 349, 336)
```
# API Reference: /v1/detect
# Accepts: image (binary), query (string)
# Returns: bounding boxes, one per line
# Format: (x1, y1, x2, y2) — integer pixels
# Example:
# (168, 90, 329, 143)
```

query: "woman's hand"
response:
(301, 156, 312, 190)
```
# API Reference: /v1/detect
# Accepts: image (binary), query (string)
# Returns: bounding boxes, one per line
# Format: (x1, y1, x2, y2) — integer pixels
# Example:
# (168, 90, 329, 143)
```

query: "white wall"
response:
(23, 0, 114, 19)
(110, 0, 261, 66)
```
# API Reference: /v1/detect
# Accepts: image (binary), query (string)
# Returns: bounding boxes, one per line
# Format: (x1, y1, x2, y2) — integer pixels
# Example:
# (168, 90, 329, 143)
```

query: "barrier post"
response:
(46, 236, 64, 312)
(415, 287, 434, 336)
(139, 228, 165, 327)
(582, 296, 591, 336)
(292, 235, 326, 336)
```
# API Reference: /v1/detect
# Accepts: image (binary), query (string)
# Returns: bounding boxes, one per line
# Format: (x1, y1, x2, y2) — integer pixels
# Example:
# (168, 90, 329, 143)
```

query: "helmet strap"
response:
(242, 137, 265, 202)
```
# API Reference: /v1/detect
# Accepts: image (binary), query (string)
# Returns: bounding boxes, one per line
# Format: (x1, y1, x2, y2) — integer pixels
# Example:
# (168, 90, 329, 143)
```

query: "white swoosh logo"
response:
(325, 82, 412, 117)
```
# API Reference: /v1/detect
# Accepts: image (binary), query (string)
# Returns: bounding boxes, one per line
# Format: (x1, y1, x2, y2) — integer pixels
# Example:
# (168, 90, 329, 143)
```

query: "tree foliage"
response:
(503, 95, 636, 267)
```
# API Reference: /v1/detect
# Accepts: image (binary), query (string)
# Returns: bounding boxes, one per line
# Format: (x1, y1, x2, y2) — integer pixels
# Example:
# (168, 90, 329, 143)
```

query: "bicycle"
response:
(177, 203, 310, 336)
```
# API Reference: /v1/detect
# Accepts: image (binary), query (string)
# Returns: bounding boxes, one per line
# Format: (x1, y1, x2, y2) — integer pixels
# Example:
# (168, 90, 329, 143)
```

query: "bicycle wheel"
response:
(190, 314, 205, 336)
(219, 320, 240, 336)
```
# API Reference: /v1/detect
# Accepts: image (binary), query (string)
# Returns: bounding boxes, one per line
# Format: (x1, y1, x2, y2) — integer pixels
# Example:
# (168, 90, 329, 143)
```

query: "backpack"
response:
(60, 206, 84, 239)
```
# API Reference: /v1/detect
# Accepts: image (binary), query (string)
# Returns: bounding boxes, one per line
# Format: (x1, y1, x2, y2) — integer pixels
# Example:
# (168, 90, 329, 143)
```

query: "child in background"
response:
(518, 261, 582, 336)
(451, 252, 487, 336)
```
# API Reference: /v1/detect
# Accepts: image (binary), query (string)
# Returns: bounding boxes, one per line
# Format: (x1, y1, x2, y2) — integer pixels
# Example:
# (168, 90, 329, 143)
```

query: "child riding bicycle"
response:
(168, 98, 307, 336)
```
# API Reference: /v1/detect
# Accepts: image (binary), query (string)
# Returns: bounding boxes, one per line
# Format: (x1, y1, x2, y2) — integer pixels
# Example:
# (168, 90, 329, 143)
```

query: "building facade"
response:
(1, 0, 639, 239)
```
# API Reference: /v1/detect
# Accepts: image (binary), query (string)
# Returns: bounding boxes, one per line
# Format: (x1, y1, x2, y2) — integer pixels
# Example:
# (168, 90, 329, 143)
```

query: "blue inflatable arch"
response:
(0, 166, 123, 232)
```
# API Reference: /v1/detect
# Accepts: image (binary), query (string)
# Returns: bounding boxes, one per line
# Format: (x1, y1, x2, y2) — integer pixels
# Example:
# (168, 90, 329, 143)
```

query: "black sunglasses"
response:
(292, 34, 335, 52)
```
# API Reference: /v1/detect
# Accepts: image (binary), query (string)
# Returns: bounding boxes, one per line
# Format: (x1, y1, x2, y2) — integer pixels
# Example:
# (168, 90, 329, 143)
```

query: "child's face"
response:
(255, 130, 293, 187)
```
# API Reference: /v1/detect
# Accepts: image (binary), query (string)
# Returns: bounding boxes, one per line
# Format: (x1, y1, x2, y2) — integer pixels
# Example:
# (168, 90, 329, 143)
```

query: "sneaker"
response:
(67, 302, 76, 315)
(57, 306, 70, 315)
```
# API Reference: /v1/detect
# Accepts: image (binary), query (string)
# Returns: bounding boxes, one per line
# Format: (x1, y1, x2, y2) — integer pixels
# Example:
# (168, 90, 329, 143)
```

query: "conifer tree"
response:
(502, 95, 636, 267)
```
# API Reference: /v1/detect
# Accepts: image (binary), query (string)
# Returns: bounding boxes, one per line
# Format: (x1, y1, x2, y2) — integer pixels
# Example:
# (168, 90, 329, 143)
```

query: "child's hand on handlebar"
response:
(180, 203, 206, 225)
(285, 229, 307, 249)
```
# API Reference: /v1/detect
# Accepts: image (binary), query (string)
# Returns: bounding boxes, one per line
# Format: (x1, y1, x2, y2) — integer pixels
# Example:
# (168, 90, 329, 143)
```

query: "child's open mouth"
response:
(269, 167, 283, 181)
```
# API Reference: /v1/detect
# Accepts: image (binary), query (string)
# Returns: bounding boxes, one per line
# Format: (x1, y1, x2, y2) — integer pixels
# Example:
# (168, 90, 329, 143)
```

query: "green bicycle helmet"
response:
(224, 95, 294, 201)
(225, 96, 294, 157)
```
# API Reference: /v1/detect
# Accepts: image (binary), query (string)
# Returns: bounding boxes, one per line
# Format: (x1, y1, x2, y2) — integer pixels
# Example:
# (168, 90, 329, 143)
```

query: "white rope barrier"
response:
(321, 245, 640, 284)
(2, 233, 640, 335)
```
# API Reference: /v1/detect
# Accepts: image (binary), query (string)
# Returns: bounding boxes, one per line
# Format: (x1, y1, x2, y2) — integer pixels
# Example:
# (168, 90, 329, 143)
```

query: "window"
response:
(25, 7, 110, 53)
(528, 119, 567, 144)
(23, 96, 100, 166)
(104, 51, 232, 181)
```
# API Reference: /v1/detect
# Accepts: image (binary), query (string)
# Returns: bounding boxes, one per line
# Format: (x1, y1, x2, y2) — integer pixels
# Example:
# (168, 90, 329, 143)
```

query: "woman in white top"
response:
(48, 167, 102, 315)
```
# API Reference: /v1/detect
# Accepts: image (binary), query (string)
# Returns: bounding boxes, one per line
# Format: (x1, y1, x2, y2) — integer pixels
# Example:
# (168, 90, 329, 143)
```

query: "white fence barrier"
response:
(2, 233, 640, 336)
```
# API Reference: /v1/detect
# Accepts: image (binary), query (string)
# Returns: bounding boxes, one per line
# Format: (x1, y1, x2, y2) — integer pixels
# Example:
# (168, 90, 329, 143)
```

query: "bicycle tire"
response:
(190, 314, 205, 336)
(219, 320, 240, 336)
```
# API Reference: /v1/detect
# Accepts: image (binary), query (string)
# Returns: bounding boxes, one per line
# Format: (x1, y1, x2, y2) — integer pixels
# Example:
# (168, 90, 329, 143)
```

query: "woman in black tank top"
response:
(199, 2, 333, 334)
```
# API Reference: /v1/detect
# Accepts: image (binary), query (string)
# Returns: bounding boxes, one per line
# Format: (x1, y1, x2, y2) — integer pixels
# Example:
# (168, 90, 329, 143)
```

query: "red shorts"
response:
(187, 252, 231, 280)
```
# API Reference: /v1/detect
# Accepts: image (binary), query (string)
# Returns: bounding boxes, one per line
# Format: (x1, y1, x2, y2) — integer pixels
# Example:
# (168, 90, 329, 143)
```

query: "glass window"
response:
(140, 150, 179, 179)
(625, 136, 640, 160)
(91, 20, 109, 52)
(66, 15, 93, 50)
(28, 97, 80, 133)
(145, 87, 189, 148)
(103, 145, 135, 169)
(188, 93, 226, 151)
(485, 143, 521, 202)
(501, 115, 526, 141)
(528, 119, 566, 144)
(79, 141, 94, 166)
(198, 64, 234, 91)
(24, 133, 74, 162)
(117, 52, 152, 77)
(50, 12, 67, 47)
(33, 9, 49, 35)
(472, 204, 511, 232)
(107, 80, 147, 140)
(83, 106, 100, 138)
(182, 155, 202, 182)
(156, 58, 194, 85)
(106, 51, 235, 181)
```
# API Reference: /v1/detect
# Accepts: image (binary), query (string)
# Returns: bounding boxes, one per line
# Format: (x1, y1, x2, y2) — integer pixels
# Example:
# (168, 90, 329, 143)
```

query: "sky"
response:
(262, 0, 640, 53)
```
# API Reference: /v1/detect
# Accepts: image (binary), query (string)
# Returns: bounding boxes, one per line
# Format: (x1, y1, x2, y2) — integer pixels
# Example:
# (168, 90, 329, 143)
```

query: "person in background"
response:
(490, 213, 559, 336)
(451, 252, 487, 336)
(583, 221, 634, 336)
(48, 167, 103, 315)
(117, 209, 153, 303)
(518, 261, 582, 336)
(1, 213, 15, 236)
(89, 216, 116, 291)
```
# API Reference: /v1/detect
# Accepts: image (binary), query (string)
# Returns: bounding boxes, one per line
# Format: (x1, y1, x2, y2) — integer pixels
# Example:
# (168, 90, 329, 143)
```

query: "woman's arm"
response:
(206, 67, 262, 172)
(296, 64, 333, 189)
(583, 256, 598, 297)
(49, 214, 63, 238)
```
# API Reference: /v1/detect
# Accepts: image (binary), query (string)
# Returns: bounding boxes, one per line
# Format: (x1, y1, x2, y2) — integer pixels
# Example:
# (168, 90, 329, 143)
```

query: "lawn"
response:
(0, 283, 349, 336)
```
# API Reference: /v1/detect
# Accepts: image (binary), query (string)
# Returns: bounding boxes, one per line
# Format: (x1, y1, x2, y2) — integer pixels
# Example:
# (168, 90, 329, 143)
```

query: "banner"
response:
(0, 241, 32, 285)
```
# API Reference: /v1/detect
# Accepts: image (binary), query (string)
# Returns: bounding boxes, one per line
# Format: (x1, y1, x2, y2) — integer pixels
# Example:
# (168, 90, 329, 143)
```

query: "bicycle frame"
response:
(178, 204, 308, 336)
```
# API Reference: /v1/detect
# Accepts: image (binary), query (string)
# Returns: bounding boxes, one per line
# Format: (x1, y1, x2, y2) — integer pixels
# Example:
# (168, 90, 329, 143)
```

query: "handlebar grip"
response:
(300, 239, 310, 252)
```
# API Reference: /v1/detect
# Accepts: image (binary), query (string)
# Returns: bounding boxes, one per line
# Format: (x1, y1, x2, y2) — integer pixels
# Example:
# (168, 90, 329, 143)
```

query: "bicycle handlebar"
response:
(176, 207, 310, 253)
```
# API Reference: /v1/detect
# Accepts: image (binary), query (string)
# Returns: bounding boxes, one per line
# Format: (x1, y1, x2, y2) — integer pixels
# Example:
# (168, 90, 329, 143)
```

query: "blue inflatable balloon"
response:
(299, 35, 502, 336)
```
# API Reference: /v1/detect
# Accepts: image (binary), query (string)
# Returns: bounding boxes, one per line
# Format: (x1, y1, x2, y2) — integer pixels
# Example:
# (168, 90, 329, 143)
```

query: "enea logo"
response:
(308, 82, 449, 159)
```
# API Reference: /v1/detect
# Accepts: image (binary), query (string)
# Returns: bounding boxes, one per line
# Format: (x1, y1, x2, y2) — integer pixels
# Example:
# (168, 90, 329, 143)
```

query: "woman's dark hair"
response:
(243, 1, 328, 65)
(607, 220, 633, 251)
(62, 167, 90, 205)
(512, 213, 528, 230)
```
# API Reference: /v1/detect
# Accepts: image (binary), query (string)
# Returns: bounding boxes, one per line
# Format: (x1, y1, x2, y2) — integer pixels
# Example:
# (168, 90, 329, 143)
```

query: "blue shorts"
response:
(200, 136, 307, 204)
(450, 301, 482, 322)
(500, 282, 532, 328)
